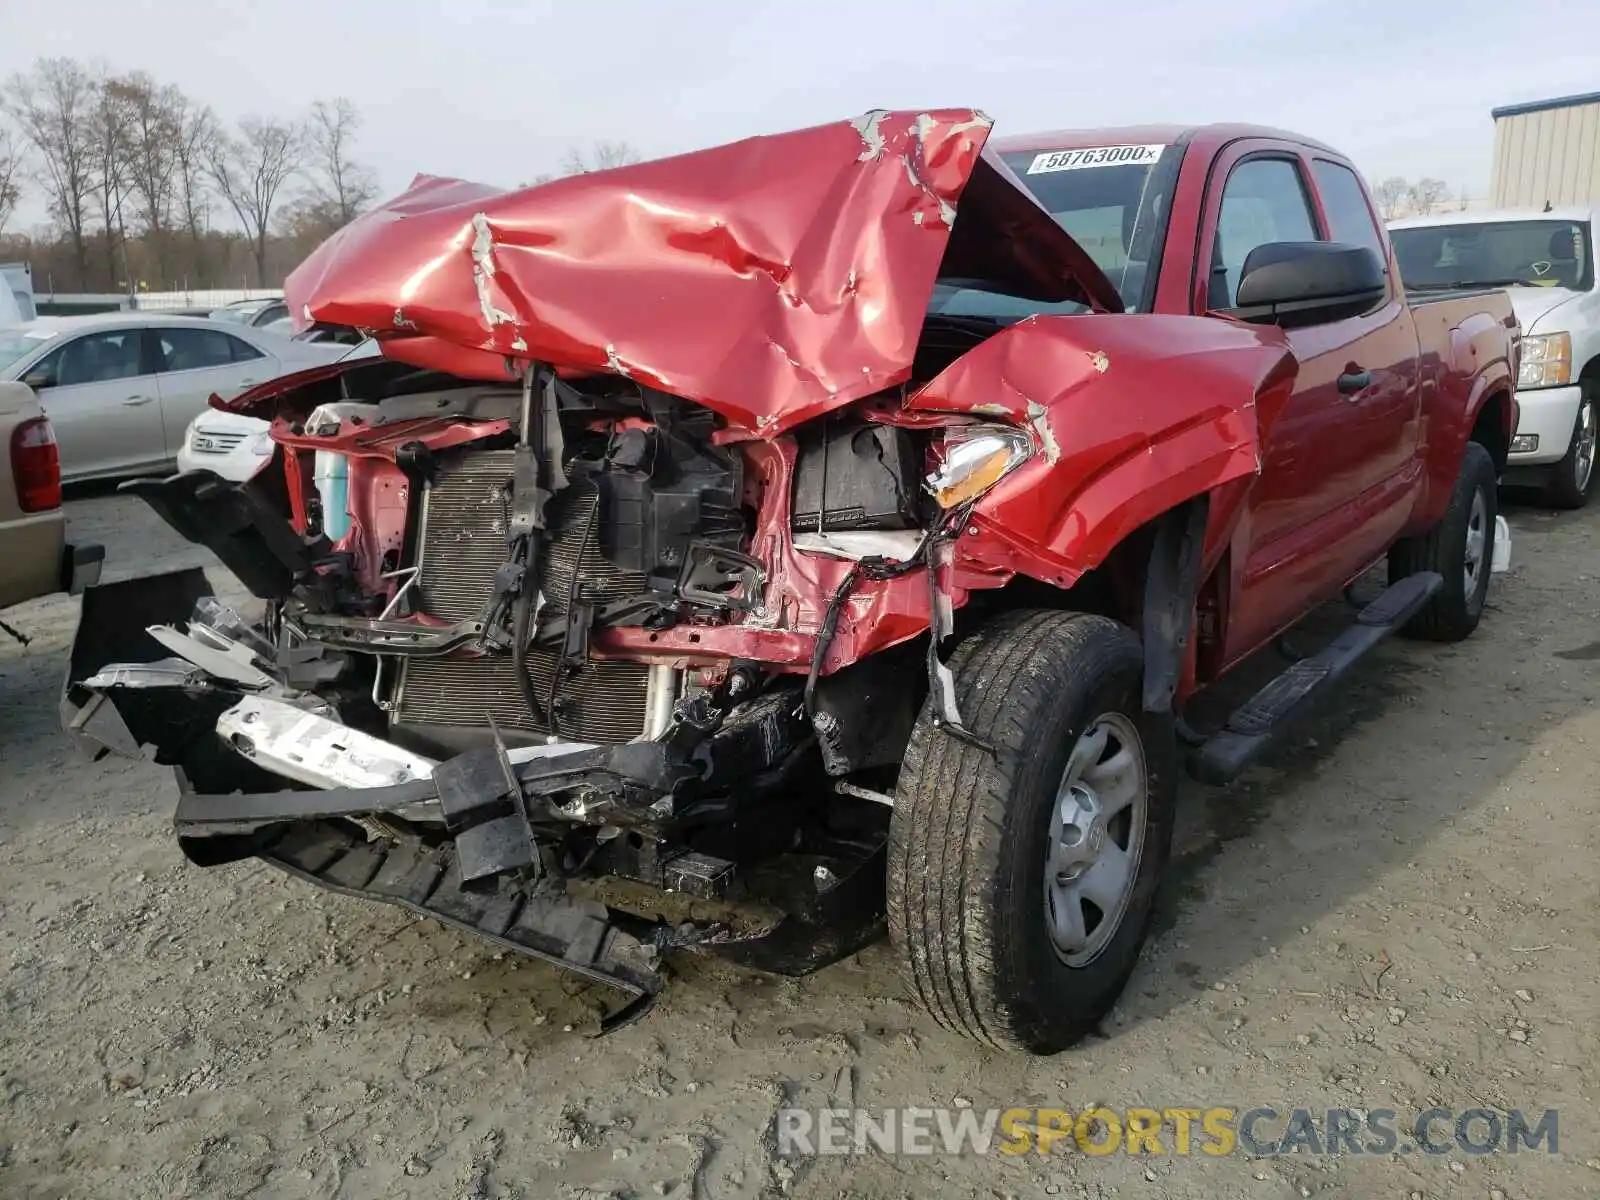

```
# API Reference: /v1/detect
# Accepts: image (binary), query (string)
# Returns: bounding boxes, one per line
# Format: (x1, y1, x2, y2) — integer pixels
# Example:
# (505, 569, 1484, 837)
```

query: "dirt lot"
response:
(1, 489, 1597, 1200)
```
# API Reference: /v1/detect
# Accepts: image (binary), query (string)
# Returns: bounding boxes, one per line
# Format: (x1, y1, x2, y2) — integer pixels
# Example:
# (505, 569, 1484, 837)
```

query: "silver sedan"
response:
(0, 314, 344, 483)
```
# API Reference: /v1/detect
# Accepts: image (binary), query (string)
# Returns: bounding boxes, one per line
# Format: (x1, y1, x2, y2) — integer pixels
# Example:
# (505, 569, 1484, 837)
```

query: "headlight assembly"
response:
(250, 430, 275, 455)
(1518, 332, 1571, 389)
(925, 424, 1032, 508)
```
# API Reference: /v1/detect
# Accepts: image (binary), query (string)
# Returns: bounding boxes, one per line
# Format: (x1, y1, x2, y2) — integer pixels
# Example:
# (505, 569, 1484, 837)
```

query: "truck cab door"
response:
(1196, 143, 1421, 666)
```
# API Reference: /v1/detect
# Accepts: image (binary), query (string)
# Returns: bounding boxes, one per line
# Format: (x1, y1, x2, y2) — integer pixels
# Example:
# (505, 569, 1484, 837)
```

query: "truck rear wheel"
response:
(1389, 440, 1497, 642)
(887, 611, 1176, 1054)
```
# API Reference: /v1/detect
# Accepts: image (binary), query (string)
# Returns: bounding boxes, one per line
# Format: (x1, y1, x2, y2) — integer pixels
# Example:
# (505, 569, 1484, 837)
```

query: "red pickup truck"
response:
(63, 111, 1516, 1053)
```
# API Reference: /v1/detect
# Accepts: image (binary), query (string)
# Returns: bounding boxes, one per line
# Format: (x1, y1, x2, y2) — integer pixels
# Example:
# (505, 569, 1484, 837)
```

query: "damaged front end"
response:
(60, 362, 923, 1028)
(63, 108, 1286, 1027)
(64, 349, 990, 1027)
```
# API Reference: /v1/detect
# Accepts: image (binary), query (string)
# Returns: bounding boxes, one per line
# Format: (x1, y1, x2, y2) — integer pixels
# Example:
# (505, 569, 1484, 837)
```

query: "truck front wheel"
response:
(1545, 389, 1596, 509)
(887, 611, 1176, 1054)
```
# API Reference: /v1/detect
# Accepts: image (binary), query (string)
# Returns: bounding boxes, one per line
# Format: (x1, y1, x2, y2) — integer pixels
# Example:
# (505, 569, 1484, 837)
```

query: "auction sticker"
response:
(1026, 145, 1165, 174)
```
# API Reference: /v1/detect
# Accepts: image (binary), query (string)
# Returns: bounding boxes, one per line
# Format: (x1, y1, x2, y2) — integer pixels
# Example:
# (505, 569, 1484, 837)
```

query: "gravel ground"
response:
(1, 489, 1596, 1200)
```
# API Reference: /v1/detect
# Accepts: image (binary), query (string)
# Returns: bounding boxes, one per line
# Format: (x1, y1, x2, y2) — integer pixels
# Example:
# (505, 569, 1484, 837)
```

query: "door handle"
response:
(122, 394, 155, 406)
(1337, 369, 1372, 396)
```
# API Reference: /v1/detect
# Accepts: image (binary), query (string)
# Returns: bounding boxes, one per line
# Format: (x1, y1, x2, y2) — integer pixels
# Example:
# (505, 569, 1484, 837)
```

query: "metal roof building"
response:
(1490, 91, 1600, 208)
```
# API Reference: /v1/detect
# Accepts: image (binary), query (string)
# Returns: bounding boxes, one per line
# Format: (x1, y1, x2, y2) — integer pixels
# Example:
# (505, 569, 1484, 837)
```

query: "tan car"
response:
(0, 380, 102, 611)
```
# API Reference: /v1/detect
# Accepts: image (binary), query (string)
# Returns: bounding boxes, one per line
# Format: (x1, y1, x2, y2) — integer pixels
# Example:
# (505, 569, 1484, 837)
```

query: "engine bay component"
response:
(790, 420, 920, 532)
(120, 471, 325, 601)
(415, 452, 649, 630)
(590, 400, 743, 581)
(147, 624, 275, 690)
(218, 695, 438, 791)
(394, 445, 656, 749)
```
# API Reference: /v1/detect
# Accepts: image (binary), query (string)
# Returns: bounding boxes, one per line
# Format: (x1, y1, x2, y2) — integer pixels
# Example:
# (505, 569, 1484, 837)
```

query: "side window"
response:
(227, 334, 265, 363)
(1210, 158, 1319, 308)
(37, 330, 148, 387)
(1311, 160, 1387, 267)
(29, 343, 66, 385)
(158, 327, 242, 373)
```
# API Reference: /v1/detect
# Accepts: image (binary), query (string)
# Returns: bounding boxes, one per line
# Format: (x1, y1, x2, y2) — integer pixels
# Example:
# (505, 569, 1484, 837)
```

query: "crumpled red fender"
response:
(909, 312, 1299, 586)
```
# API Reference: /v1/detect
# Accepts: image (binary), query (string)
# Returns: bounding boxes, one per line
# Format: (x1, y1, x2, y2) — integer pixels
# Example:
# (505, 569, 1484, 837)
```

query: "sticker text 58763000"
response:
(1026, 145, 1165, 175)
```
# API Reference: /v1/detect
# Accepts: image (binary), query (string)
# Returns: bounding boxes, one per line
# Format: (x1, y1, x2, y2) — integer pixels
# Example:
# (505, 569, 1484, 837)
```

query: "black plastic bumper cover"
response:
(62, 542, 104, 595)
(60, 566, 218, 760)
(257, 818, 671, 1033)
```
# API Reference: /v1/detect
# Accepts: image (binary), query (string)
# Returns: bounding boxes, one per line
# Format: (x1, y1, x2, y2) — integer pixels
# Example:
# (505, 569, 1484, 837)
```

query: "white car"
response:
(0, 314, 348, 483)
(176, 407, 279, 481)
(177, 333, 379, 482)
(1391, 207, 1599, 507)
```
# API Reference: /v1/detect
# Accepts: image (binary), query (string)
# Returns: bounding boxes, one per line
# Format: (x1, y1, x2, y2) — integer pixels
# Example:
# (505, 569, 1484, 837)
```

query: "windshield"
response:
(0, 328, 54, 374)
(1391, 220, 1594, 292)
(927, 143, 1177, 324)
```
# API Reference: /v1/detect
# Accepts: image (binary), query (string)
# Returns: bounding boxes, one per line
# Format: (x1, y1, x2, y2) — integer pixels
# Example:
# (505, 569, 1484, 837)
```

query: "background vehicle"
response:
(207, 297, 290, 328)
(293, 322, 369, 346)
(176, 334, 376, 481)
(1391, 207, 1597, 506)
(173, 408, 276, 481)
(63, 112, 1516, 1053)
(0, 381, 101, 611)
(0, 314, 348, 482)
(1, 264, 37, 323)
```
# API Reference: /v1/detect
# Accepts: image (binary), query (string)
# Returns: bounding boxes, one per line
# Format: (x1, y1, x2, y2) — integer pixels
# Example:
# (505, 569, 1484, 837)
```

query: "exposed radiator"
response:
(394, 449, 652, 744)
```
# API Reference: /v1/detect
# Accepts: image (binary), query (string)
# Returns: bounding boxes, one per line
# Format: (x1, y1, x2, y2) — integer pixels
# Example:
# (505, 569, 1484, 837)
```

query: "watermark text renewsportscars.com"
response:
(776, 1106, 1559, 1158)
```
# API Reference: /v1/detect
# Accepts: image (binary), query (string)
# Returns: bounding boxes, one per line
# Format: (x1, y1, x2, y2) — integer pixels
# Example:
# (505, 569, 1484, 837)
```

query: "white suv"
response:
(1391, 207, 1599, 507)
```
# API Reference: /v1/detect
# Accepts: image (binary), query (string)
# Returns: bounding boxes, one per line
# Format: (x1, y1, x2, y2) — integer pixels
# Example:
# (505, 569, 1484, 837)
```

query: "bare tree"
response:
(108, 72, 184, 285)
(0, 126, 22, 238)
(4, 58, 98, 287)
(1406, 178, 1449, 218)
(558, 139, 642, 175)
(1373, 176, 1409, 221)
(208, 115, 303, 286)
(303, 97, 378, 230)
(173, 100, 217, 283)
(519, 141, 640, 189)
(88, 73, 136, 289)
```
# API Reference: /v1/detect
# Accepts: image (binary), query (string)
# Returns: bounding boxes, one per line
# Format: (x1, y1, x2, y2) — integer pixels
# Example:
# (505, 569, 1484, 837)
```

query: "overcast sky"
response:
(2, 0, 1593, 229)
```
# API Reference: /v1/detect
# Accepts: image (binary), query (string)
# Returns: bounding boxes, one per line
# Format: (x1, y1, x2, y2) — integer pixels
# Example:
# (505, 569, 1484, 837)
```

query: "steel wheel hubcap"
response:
(1045, 712, 1149, 966)
(1463, 488, 1487, 595)
(1575, 401, 1596, 492)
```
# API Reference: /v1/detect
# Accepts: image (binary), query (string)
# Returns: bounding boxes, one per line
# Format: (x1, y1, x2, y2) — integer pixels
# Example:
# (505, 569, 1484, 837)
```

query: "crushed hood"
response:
(283, 108, 1119, 435)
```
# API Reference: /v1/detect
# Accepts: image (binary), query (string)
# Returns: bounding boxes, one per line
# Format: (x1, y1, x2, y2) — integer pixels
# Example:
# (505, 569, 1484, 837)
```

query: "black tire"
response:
(1544, 390, 1596, 510)
(1389, 440, 1497, 642)
(886, 610, 1176, 1054)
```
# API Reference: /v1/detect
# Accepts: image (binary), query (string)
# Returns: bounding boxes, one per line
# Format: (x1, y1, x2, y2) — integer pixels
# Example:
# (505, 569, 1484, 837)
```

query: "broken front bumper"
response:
(63, 542, 104, 595)
(60, 568, 888, 1029)
(204, 811, 886, 1032)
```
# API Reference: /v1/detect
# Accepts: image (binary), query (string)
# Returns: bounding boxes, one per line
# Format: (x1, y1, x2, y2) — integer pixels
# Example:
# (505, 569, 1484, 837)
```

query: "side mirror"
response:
(22, 369, 55, 391)
(1233, 242, 1386, 328)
